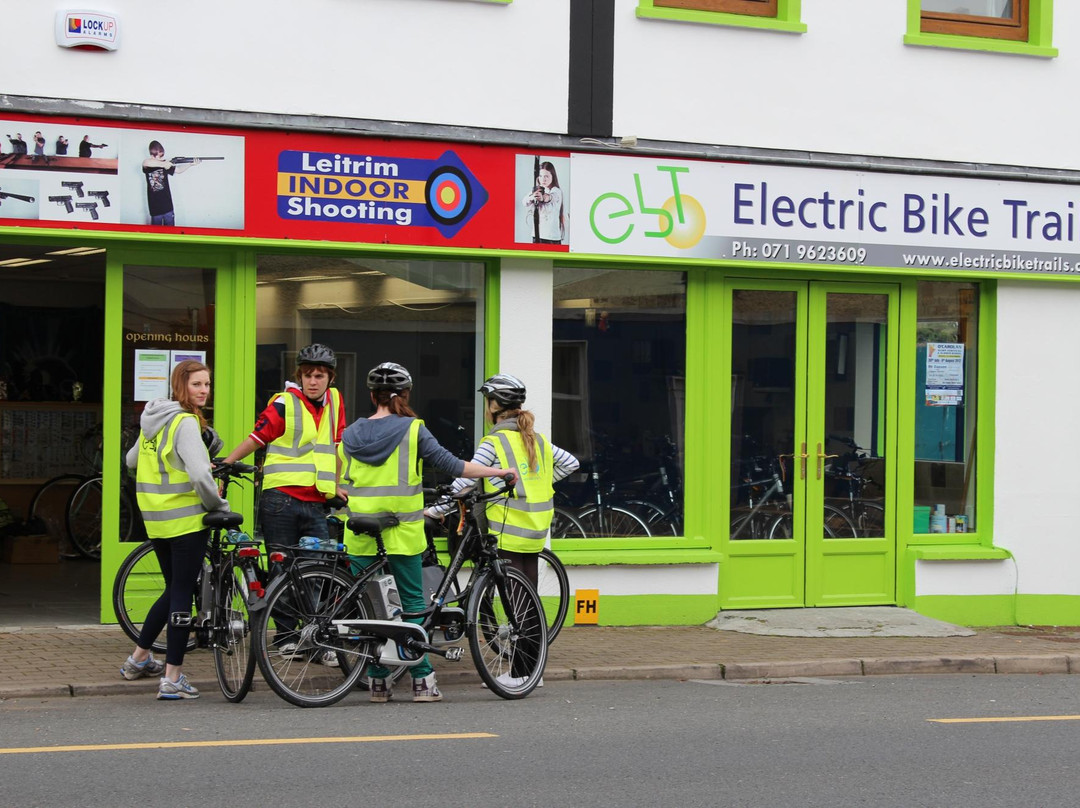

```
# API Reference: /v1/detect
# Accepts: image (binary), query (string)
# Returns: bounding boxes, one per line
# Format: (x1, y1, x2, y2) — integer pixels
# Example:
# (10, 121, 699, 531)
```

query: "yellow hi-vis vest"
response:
(261, 387, 341, 498)
(136, 412, 206, 539)
(339, 418, 425, 556)
(482, 429, 554, 553)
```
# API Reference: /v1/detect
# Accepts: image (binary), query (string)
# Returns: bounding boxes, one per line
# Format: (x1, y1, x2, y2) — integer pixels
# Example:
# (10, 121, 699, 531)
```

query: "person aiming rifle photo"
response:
(142, 140, 215, 226)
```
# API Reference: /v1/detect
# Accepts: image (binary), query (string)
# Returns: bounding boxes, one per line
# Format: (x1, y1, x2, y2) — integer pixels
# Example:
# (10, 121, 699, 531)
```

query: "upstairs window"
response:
(921, 0, 1027, 41)
(654, 0, 777, 16)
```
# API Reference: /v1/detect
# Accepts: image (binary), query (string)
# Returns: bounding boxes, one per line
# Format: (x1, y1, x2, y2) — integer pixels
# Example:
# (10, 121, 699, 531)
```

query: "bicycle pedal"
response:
(444, 646, 464, 661)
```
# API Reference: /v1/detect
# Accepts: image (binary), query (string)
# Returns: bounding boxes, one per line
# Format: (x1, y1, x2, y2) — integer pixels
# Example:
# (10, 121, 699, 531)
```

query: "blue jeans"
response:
(151, 211, 175, 226)
(260, 489, 329, 641)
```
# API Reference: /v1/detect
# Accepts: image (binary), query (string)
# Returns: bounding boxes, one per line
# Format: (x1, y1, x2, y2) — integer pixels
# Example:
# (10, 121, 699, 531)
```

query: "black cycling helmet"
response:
(367, 362, 413, 391)
(479, 373, 527, 408)
(296, 343, 337, 370)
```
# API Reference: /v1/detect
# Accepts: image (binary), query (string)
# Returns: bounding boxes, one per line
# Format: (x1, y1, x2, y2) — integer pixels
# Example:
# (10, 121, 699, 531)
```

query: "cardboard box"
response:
(1, 533, 59, 564)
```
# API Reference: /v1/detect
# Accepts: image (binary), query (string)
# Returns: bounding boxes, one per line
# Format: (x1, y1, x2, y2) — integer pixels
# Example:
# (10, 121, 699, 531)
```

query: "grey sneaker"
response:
(120, 653, 165, 680)
(412, 673, 442, 703)
(277, 642, 304, 659)
(370, 678, 392, 703)
(317, 649, 340, 668)
(157, 673, 200, 700)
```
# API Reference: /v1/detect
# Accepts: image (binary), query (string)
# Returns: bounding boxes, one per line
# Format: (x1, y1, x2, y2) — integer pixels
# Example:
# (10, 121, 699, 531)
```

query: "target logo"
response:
(425, 166, 472, 226)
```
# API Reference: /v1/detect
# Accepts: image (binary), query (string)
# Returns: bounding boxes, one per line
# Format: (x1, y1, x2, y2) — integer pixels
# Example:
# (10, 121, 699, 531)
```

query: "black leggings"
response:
(499, 549, 539, 590)
(137, 530, 209, 667)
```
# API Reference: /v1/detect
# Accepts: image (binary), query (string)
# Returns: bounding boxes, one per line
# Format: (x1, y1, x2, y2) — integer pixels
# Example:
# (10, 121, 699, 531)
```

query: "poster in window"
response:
(925, 342, 964, 406)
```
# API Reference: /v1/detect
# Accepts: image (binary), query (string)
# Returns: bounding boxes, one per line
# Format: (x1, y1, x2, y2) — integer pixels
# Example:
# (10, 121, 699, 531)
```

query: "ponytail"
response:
(370, 389, 417, 418)
(497, 407, 539, 471)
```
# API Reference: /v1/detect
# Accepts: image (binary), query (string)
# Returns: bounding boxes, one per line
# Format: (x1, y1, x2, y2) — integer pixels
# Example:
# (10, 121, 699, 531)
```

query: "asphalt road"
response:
(3, 675, 1080, 807)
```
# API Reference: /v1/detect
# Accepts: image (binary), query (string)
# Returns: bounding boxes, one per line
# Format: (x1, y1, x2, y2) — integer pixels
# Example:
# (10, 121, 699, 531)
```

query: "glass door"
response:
(720, 280, 897, 608)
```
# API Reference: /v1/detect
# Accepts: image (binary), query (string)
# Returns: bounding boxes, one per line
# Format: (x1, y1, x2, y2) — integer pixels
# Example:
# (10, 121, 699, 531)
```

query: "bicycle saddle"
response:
(347, 514, 400, 537)
(204, 511, 244, 529)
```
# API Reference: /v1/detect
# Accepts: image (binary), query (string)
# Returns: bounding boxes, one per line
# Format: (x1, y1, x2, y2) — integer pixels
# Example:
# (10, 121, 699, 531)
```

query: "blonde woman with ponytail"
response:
(427, 373, 579, 601)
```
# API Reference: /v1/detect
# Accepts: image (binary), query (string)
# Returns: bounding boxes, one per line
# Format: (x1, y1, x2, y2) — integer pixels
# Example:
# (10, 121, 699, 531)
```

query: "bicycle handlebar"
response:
(211, 459, 257, 478)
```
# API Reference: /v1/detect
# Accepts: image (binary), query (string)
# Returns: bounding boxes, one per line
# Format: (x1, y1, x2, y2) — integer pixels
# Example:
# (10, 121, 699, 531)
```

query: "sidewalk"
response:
(3, 621, 1080, 700)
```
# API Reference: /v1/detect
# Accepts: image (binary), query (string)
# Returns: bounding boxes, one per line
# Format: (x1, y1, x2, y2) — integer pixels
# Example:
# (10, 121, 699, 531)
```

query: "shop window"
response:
(254, 255, 484, 469)
(638, 0, 805, 32)
(0, 245, 106, 552)
(906, 0, 1056, 56)
(913, 281, 978, 534)
(552, 267, 686, 538)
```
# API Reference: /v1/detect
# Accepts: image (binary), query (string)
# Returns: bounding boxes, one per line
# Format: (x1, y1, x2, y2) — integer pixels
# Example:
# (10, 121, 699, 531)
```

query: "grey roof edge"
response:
(3, 93, 1080, 185)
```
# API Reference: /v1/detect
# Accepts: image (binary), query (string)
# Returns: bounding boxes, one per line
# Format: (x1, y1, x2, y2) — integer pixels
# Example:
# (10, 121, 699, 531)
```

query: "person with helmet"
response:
(222, 343, 347, 665)
(122, 359, 231, 700)
(340, 361, 517, 704)
(426, 372, 579, 658)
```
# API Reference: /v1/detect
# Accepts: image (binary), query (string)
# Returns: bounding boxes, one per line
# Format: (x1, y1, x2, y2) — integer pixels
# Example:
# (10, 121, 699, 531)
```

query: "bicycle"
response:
(425, 510, 570, 644)
(824, 434, 886, 538)
(252, 483, 548, 707)
(111, 460, 265, 702)
(729, 454, 858, 540)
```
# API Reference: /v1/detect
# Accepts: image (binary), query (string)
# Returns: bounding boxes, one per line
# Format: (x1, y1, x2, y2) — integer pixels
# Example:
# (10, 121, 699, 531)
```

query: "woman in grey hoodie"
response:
(120, 360, 230, 700)
(339, 362, 516, 704)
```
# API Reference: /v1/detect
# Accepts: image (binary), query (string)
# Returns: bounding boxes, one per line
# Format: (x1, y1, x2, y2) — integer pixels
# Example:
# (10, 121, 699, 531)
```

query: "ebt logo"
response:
(588, 165, 706, 248)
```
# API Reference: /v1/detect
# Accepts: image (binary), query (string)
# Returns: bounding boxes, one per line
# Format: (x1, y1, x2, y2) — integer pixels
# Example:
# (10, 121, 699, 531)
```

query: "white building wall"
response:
(992, 281, 1080, 595)
(9, 2, 1080, 172)
(4, 0, 569, 134)
(498, 258, 553, 435)
(613, 0, 1080, 170)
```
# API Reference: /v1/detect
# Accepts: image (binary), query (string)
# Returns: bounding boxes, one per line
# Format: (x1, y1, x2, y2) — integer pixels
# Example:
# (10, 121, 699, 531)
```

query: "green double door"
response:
(719, 280, 898, 608)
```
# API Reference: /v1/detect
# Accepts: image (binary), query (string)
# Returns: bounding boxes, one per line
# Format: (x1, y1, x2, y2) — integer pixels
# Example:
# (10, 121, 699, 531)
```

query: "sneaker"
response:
(412, 673, 442, 703)
(120, 653, 165, 681)
(370, 678, 392, 703)
(157, 673, 200, 700)
(277, 642, 303, 659)
(317, 649, 340, 667)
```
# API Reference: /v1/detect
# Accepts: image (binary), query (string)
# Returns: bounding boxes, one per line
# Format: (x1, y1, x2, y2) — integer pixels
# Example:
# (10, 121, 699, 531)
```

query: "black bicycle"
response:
(253, 483, 548, 707)
(111, 460, 265, 702)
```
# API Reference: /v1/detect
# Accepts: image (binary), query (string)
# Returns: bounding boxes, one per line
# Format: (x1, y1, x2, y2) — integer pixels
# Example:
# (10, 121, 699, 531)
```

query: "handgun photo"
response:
(49, 194, 74, 213)
(61, 180, 85, 197)
(88, 190, 110, 207)
(76, 201, 99, 220)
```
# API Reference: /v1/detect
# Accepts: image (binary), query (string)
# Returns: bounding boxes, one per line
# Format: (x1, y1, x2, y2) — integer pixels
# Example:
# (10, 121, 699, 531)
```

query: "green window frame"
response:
(904, 0, 1057, 57)
(637, 0, 805, 33)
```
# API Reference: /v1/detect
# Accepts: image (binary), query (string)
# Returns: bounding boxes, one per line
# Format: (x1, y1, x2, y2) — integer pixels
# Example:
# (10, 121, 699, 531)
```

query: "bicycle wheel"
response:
(467, 566, 548, 699)
(254, 563, 373, 708)
(111, 540, 199, 653)
(213, 561, 257, 703)
(823, 503, 859, 539)
(550, 506, 587, 539)
(625, 499, 680, 537)
(575, 505, 653, 538)
(537, 548, 569, 644)
(730, 508, 782, 540)
(28, 474, 85, 556)
(855, 502, 886, 538)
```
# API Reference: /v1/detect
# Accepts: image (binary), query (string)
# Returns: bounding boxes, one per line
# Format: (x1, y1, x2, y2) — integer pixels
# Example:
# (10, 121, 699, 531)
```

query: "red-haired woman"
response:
(121, 360, 230, 700)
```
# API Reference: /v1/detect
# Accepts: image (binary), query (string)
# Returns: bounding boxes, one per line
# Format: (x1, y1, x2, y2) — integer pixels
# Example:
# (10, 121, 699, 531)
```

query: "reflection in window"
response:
(920, 0, 1028, 41)
(552, 268, 686, 538)
(914, 281, 978, 534)
(254, 255, 483, 467)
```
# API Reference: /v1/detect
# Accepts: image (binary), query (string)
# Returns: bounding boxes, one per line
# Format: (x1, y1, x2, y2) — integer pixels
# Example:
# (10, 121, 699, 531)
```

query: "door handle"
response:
(799, 442, 808, 480)
(816, 443, 839, 480)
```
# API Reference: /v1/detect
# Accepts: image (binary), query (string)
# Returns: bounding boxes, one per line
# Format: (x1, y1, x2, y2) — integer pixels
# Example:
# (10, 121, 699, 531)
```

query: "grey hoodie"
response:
(125, 398, 230, 515)
(341, 414, 464, 477)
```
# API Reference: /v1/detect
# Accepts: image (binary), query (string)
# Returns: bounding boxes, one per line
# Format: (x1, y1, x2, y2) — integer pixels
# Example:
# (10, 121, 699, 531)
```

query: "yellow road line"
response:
(0, 732, 498, 755)
(929, 715, 1080, 724)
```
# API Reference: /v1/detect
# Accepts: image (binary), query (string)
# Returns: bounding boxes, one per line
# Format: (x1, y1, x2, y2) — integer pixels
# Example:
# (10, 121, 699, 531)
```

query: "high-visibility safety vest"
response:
(340, 418, 425, 556)
(261, 388, 341, 498)
(481, 429, 554, 553)
(135, 412, 206, 539)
